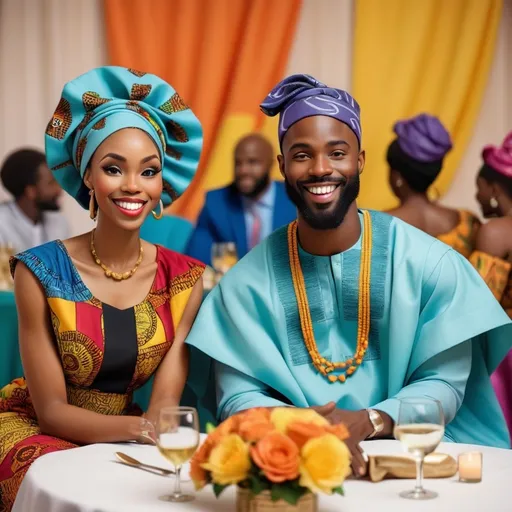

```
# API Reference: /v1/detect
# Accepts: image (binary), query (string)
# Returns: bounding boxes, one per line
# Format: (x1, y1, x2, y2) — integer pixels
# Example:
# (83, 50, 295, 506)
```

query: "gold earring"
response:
(89, 189, 97, 220)
(152, 199, 164, 220)
(490, 197, 499, 209)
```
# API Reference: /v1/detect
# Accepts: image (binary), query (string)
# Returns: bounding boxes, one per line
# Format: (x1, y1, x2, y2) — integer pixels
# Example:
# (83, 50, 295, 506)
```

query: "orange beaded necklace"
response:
(287, 210, 372, 383)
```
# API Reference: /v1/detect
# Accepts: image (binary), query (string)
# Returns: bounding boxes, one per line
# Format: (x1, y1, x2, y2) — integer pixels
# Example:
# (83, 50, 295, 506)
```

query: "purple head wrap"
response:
(394, 114, 452, 162)
(260, 74, 361, 146)
(482, 132, 512, 179)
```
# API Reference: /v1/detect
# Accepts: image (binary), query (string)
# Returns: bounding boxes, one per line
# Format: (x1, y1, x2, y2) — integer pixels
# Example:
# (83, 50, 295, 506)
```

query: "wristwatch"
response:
(366, 409, 384, 439)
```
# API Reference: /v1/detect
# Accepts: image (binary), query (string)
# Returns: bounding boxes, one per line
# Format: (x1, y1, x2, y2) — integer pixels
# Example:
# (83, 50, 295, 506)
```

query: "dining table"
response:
(12, 437, 512, 512)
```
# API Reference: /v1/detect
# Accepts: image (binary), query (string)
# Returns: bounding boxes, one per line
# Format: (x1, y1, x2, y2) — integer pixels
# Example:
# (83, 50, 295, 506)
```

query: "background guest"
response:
(0, 148, 68, 253)
(186, 134, 296, 266)
(386, 114, 480, 258)
(471, 132, 512, 440)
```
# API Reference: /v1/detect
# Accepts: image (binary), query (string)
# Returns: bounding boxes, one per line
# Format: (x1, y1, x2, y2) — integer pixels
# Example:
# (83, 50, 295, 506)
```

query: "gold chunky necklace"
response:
(90, 229, 144, 281)
(287, 210, 372, 383)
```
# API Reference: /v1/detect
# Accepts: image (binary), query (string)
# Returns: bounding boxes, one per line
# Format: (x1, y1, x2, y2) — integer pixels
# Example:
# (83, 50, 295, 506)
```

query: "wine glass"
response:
(394, 397, 445, 500)
(156, 406, 200, 503)
(211, 242, 237, 274)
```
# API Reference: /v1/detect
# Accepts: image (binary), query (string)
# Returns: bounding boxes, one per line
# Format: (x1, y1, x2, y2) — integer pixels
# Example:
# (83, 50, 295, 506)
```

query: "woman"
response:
(386, 113, 480, 257)
(0, 66, 205, 510)
(471, 133, 512, 437)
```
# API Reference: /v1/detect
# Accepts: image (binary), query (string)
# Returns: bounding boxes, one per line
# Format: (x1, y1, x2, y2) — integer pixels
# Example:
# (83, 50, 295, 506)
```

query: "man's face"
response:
(278, 116, 364, 230)
(35, 163, 62, 211)
(234, 137, 273, 198)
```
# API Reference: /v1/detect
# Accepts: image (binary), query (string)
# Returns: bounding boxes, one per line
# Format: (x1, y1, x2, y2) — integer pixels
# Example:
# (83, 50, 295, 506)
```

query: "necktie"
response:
(250, 207, 262, 249)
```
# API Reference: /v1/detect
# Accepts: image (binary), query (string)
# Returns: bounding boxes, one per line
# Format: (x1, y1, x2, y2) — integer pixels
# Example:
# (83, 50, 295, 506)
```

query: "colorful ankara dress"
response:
(437, 209, 481, 258)
(0, 242, 204, 511)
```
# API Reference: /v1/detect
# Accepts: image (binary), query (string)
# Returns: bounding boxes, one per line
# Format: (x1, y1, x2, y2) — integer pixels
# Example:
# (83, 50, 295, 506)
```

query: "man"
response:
(185, 75, 512, 475)
(0, 148, 68, 252)
(186, 134, 296, 265)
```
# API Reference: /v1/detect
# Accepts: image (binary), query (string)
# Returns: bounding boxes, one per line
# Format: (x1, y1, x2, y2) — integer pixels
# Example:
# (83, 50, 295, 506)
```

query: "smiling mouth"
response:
(304, 184, 340, 196)
(112, 198, 148, 215)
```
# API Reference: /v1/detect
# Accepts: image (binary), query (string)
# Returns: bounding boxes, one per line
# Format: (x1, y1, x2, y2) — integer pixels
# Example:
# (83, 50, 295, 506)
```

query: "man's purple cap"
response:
(260, 74, 361, 146)
(393, 114, 452, 162)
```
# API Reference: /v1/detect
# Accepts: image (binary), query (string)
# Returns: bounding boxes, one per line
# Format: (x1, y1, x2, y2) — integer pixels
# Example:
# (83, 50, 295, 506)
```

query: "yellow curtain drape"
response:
(352, 0, 503, 210)
(104, 0, 301, 221)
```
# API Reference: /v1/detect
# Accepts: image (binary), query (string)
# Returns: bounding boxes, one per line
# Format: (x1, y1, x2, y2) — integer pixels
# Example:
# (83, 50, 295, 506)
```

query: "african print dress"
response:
(469, 249, 512, 439)
(0, 241, 204, 511)
(437, 210, 481, 258)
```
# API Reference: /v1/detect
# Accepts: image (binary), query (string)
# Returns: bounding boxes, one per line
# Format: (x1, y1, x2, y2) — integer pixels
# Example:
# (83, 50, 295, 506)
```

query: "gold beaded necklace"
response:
(90, 229, 144, 281)
(287, 210, 372, 383)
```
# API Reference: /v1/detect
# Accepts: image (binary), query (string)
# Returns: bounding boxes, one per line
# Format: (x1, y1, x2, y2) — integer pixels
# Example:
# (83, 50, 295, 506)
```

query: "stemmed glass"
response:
(211, 242, 237, 274)
(156, 406, 200, 502)
(394, 397, 445, 500)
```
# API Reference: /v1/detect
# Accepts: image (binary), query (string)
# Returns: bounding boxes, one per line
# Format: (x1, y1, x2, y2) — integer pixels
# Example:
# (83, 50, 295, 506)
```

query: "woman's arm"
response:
(15, 262, 144, 444)
(145, 278, 204, 423)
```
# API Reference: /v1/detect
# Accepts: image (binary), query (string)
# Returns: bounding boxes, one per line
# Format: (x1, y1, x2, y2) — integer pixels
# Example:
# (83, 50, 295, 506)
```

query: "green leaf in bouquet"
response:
(333, 486, 345, 496)
(213, 483, 229, 498)
(270, 484, 307, 505)
(205, 422, 217, 434)
(249, 474, 270, 495)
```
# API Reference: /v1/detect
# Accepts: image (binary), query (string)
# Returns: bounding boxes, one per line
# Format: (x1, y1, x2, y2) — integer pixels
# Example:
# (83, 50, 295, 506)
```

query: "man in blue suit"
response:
(186, 134, 296, 265)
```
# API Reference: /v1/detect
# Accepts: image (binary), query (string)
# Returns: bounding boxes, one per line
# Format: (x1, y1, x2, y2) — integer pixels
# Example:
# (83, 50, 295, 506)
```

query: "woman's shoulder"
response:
(155, 246, 205, 289)
(10, 240, 65, 276)
(475, 217, 512, 258)
(10, 239, 89, 301)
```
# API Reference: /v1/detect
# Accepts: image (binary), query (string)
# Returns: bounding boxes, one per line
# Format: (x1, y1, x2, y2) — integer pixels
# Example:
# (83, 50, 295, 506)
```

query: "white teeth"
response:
(308, 185, 337, 195)
(114, 201, 145, 211)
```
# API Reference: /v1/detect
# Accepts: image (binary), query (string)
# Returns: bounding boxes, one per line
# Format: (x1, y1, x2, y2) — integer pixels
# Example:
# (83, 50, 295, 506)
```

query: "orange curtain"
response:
(104, 0, 302, 221)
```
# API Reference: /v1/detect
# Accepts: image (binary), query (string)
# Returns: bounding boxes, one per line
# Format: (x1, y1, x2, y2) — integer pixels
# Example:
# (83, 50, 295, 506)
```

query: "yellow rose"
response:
(270, 408, 328, 434)
(299, 434, 351, 494)
(201, 433, 251, 485)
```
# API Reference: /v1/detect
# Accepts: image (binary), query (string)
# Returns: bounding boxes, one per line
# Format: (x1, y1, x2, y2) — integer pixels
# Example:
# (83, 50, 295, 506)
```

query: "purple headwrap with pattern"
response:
(260, 74, 361, 146)
(394, 114, 452, 162)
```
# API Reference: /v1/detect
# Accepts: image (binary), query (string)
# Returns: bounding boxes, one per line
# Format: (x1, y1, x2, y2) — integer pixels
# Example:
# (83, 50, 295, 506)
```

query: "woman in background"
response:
(386, 113, 480, 258)
(0, 66, 204, 510)
(471, 133, 512, 438)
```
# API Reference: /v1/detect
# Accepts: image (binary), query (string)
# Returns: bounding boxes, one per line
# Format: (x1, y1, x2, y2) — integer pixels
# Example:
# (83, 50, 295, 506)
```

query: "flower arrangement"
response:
(190, 407, 351, 506)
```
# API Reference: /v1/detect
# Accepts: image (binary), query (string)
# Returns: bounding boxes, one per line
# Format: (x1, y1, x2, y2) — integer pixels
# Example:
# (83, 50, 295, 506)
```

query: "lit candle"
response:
(458, 452, 482, 483)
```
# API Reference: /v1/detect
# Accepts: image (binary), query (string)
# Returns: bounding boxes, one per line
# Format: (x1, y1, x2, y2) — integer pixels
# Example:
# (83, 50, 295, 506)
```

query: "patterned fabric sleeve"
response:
(158, 248, 205, 332)
(469, 250, 512, 303)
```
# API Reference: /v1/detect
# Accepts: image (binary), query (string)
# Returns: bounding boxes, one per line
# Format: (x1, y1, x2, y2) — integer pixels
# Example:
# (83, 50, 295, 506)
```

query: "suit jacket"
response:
(186, 181, 296, 265)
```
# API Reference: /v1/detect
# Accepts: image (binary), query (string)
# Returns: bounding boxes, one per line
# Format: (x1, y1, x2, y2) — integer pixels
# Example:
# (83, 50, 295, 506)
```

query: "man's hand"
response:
(309, 401, 336, 417)
(325, 409, 374, 477)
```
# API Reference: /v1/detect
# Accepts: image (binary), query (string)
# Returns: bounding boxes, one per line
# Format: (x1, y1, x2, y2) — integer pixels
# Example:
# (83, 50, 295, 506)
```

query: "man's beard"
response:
(235, 173, 271, 199)
(285, 173, 360, 230)
(36, 197, 60, 212)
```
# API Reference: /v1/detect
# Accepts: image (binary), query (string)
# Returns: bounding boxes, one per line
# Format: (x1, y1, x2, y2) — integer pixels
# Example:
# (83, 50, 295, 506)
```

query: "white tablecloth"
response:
(13, 438, 512, 512)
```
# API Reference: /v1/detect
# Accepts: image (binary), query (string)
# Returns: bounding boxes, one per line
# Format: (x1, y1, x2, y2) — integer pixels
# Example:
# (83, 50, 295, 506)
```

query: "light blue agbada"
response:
(186, 210, 512, 448)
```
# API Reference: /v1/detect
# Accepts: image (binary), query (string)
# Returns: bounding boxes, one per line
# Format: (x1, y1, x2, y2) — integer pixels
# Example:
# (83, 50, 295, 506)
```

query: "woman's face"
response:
(84, 128, 163, 230)
(475, 175, 499, 218)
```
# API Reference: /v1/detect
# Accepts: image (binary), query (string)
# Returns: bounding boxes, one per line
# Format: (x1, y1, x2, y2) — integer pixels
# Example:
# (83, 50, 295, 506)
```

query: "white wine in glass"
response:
(156, 406, 199, 503)
(394, 398, 444, 500)
(211, 242, 237, 274)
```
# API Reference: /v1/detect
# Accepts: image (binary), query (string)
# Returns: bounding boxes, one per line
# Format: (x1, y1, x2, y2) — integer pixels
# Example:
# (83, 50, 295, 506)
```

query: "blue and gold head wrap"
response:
(45, 66, 202, 209)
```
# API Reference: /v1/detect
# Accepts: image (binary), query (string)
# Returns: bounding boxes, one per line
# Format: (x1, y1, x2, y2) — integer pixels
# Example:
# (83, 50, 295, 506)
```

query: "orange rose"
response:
(286, 421, 327, 449)
(214, 414, 242, 437)
(238, 408, 274, 442)
(325, 423, 350, 441)
(251, 432, 300, 483)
